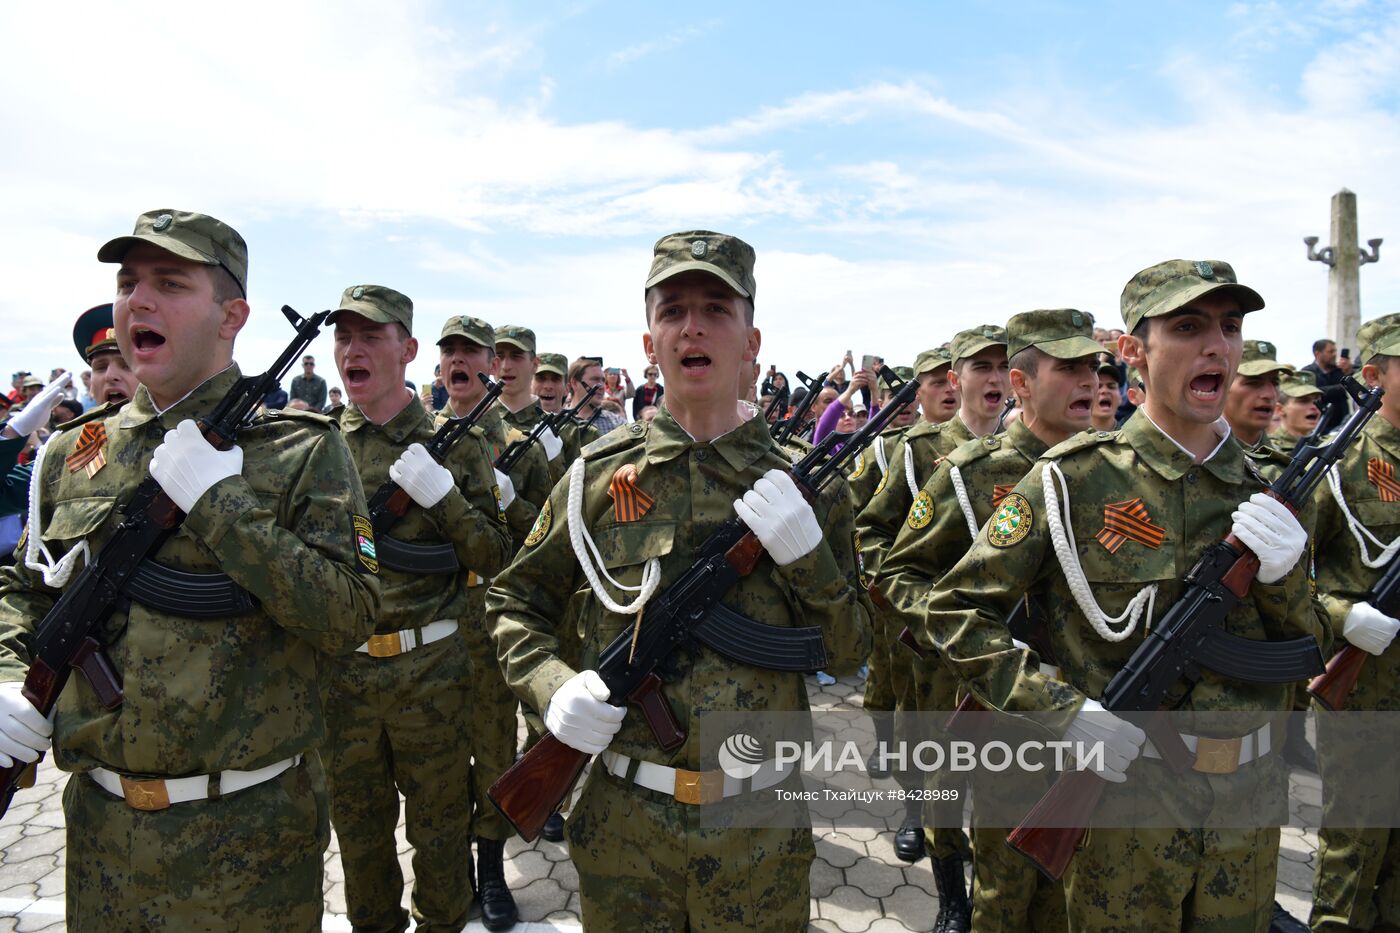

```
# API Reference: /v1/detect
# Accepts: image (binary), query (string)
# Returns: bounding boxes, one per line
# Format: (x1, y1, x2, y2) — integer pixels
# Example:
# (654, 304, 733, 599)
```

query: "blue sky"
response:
(2, 0, 1398, 393)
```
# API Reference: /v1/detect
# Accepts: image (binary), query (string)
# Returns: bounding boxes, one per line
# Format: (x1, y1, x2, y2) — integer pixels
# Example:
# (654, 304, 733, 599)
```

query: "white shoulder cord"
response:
(903, 442, 918, 498)
(1326, 463, 1400, 569)
(23, 439, 90, 588)
(947, 465, 980, 540)
(1042, 462, 1157, 642)
(873, 436, 889, 476)
(565, 457, 661, 615)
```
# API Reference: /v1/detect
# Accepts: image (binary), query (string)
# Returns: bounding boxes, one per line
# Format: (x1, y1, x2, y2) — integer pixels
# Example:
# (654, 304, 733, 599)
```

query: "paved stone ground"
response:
(0, 672, 1322, 931)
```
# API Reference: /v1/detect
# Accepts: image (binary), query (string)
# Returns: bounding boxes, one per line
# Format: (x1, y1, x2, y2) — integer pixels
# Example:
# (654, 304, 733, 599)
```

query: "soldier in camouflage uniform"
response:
(436, 314, 552, 929)
(324, 285, 513, 932)
(1223, 339, 1291, 452)
(880, 308, 1102, 932)
(1309, 313, 1400, 931)
(859, 329, 1007, 872)
(1271, 371, 1324, 457)
(0, 210, 380, 930)
(488, 230, 871, 931)
(923, 259, 1321, 931)
(534, 352, 591, 468)
(496, 325, 569, 484)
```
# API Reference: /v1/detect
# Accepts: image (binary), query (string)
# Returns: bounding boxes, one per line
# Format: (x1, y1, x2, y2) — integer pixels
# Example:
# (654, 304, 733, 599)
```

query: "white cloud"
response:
(604, 20, 721, 70)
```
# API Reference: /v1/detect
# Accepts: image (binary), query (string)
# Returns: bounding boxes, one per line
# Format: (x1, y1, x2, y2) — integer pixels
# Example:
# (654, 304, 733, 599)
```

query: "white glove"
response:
(3, 372, 73, 438)
(1342, 601, 1400, 656)
(1230, 493, 1307, 585)
(1064, 698, 1146, 784)
(732, 469, 823, 566)
(389, 443, 454, 509)
(544, 670, 626, 755)
(539, 427, 564, 461)
(0, 682, 52, 769)
(149, 419, 243, 513)
(494, 469, 516, 511)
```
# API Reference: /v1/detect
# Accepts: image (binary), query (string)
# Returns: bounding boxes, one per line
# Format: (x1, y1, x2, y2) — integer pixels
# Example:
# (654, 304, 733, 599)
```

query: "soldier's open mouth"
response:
(984, 391, 1003, 408)
(345, 367, 371, 387)
(1189, 373, 1223, 398)
(450, 370, 471, 385)
(1069, 399, 1092, 414)
(681, 354, 711, 373)
(132, 328, 165, 351)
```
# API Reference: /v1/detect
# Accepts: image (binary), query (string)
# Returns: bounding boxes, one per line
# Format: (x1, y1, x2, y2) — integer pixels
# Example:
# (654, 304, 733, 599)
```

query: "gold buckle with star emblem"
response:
(119, 775, 172, 811)
(365, 633, 403, 658)
(1192, 736, 1243, 775)
(673, 768, 724, 805)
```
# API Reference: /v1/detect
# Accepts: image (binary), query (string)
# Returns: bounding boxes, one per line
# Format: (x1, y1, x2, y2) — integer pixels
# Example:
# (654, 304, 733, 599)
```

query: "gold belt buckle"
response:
(1192, 736, 1243, 775)
(673, 768, 724, 805)
(119, 775, 172, 811)
(365, 633, 402, 658)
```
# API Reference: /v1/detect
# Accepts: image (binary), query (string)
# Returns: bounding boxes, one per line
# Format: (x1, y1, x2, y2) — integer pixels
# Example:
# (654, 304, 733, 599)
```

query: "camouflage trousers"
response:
(64, 755, 328, 932)
(567, 767, 814, 931)
(461, 607, 520, 841)
(1061, 756, 1284, 931)
(1312, 827, 1400, 931)
(904, 652, 971, 862)
(862, 606, 897, 713)
(968, 766, 1067, 933)
(321, 631, 474, 933)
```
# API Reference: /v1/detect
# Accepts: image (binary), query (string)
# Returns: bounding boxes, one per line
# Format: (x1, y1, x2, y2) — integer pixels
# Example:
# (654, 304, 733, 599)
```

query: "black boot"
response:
(541, 810, 565, 842)
(867, 716, 895, 779)
(1269, 901, 1309, 933)
(893, 797, 925, 863)
(475, 837, 519, 931)
(1283, 713, 1318, 774)
(931, 854, 972, 933)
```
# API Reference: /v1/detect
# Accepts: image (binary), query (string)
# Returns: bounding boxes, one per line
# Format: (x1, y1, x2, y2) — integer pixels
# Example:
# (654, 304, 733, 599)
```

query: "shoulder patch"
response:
(874, 467, 890, 496)
(849, 451, 867, 480)
(525, 498, 552, 546)
(352, 514, 379, 574)
(987, 492, 1033, 547)
(54, 399, 125, 432)
(907, 490, 934, 529)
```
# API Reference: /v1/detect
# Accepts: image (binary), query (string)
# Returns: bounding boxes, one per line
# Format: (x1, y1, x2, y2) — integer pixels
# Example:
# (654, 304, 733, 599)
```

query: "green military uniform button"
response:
(630, 423, 644, 434)
(696, 449, 709, 461)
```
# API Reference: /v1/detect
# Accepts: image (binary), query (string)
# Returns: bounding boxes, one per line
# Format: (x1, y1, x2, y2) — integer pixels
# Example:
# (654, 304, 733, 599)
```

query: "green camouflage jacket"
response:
(856, 415, 976, 583)
(0, 366, 379, 775)
(487, 406, 871, 768)
(340, 397, 511, 632)
(924, 411, 1325, 733)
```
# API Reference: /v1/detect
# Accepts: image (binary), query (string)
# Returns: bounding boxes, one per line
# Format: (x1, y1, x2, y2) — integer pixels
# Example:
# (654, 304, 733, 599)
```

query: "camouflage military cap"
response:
(646, 230, 756, 300)
(1120, 259, 1263, 334)
(97, 209, 248, 297)
(1006, 309, 1102, 361)
(495, 325, 536, 354)
(329, 285, 413, 332)
(912, 347, 952, 377)
(1237, 339, 1291, 378)
(1357, 313, 1400, 363)
(536, 352, 567, 377)
(1279, 369, 1323, 399)
(21, 375, 43, 389)
(1096, 361, 1122, 385)
(950, 325, 1008, 366)
(73, 303, 118, 362)
(438, 315, 494, 349)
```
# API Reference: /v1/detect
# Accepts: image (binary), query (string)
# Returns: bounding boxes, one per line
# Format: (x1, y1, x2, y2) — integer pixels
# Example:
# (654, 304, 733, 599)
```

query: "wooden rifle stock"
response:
(488, 733, 588, 841)
(1308, 644, 1367, 711)
(1004, 768, 1107, 880)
